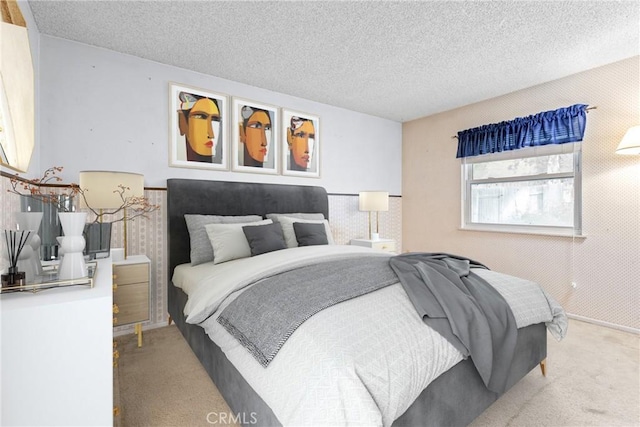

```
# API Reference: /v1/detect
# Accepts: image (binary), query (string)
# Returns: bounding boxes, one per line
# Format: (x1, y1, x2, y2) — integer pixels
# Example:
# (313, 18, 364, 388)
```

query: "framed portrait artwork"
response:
(169, 83, 229, 170)
(231, 98, 279, 174)
(281, 109, 320, 177)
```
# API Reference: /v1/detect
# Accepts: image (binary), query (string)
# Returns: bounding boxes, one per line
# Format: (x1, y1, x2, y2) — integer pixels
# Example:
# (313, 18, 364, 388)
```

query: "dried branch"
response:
(84, 185, 159, 224)
(7, 167, 81, 212)
(7, 167, 160, 223)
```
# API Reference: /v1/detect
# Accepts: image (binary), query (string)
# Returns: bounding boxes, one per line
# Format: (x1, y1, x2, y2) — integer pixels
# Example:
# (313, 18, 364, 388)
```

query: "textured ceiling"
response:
(28, 0, 640, 122)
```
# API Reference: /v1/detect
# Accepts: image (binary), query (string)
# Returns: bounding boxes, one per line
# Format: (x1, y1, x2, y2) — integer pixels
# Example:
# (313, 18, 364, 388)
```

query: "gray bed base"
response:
(167, 178, 547, 426)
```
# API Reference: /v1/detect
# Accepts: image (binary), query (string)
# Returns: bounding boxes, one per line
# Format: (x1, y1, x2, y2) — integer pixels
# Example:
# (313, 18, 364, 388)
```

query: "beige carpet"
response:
(116, 319, 639, 427)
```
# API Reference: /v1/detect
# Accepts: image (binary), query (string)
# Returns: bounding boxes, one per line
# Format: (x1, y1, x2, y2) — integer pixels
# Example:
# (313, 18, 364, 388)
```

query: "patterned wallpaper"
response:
(0, 177, 402, 334)
(0, 176, 22, 274)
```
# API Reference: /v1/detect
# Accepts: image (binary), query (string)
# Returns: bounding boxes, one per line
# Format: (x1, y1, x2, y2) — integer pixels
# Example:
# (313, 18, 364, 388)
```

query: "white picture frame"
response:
(281, 109, 320, 178)
(231, 98, 279, 175)
(169, 82, 229, 171)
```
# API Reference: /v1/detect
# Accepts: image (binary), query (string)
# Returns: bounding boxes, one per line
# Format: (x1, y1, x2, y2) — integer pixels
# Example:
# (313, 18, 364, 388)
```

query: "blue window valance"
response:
(456, 104, 588, 158)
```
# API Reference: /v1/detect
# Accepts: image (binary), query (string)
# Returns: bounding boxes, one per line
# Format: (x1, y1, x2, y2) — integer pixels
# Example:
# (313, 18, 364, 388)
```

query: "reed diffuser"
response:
(2, 229, 32, 288)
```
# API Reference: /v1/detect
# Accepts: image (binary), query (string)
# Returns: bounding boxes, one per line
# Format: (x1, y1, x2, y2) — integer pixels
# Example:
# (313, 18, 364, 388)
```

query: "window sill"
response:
(459, 226, 587, 239)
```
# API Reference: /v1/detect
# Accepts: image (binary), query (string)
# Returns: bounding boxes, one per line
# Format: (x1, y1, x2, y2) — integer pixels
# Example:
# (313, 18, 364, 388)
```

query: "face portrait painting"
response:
(177, 92, 222, 163)
(239, 106, 272, 167)
(287, 116, 315, 172)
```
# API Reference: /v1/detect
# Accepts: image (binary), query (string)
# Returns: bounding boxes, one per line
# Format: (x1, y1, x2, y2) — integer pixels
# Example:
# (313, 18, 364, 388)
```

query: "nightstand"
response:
(350, 238, 396, 253)
(113, 254, 150, 347)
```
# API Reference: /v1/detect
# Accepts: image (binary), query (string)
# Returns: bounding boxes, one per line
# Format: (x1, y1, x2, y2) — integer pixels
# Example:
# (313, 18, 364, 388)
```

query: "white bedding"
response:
(172, 246, 567, 426)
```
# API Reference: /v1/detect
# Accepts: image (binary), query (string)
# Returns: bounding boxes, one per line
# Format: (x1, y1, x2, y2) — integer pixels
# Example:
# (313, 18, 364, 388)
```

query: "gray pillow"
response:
(277, 216, 335, 248)
(242, 222, 287, 256)
(293, 222, 329, 246)
(185, 214, 262, 265)
(266, 212, 325, 223)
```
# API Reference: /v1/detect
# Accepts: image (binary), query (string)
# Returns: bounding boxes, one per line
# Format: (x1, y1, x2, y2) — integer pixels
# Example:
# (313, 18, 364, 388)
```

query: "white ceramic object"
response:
(57, 212, 87, 280)
(16, 212, 43, 279)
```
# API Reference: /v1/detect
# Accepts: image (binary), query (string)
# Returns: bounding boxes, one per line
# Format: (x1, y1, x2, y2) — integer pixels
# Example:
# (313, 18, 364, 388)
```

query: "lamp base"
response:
(110, 248, 125, 262)
(370, 232, 380, 241)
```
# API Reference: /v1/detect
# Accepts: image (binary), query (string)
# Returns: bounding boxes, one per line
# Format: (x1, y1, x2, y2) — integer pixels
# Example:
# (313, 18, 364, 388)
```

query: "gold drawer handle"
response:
(113, 340, 118, 349)
(113, 407, 120, 417)
(113, 317, 118, 326)
(113, 349, 119, 360)
(113, 304, 119, 314)
(112, 283, 118, 292)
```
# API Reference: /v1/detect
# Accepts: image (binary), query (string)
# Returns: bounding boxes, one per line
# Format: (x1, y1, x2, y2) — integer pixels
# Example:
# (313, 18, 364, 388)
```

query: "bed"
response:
(167, 178, 566, 426)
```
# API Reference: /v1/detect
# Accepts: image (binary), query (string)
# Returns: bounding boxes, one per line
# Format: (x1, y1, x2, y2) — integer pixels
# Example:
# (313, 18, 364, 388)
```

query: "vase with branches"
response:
(8, 166, 81, 212)
(7, 166, 159, 271)
(8, 167, 159, 222)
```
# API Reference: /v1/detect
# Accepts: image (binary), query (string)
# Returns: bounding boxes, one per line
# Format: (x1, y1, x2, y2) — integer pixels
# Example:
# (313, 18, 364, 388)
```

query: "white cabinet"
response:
(1, 258, 113, 426)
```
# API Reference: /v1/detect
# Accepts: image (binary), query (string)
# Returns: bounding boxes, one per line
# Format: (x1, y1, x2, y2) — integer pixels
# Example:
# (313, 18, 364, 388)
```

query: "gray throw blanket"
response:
(389, 253, 517, 394)
(217, 256, 397, 367)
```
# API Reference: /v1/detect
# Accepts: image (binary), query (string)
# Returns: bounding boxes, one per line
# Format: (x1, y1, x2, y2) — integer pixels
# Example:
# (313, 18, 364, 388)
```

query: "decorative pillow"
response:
(266, 213, 325, 223)
(205, 219, 272, 264)
(242, 222, 288, 256)
(185, 214, 262, 265)
(293, 222, 328, 247)
(277, 216, 335, 248)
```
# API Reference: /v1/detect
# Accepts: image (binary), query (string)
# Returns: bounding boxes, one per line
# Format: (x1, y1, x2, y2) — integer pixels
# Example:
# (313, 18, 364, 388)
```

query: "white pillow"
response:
(277, 216, 335, 248)
(185, 214, 263, 265)
(205, 219, 272, 264)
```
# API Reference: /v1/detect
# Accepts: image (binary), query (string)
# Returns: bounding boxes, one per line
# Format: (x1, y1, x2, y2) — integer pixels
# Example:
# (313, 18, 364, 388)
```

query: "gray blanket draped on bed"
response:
(218, 256, 398, 367)
(389, 253, 517, 394)
(218, 251, 517, 394)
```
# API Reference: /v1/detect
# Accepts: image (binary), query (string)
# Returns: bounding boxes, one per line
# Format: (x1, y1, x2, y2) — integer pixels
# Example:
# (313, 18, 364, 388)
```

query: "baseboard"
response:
(567, 313, 639, 335)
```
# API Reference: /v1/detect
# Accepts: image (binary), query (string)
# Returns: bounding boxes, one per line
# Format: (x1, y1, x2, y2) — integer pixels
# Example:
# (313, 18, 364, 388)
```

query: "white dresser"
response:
(0, 258, 113, 426)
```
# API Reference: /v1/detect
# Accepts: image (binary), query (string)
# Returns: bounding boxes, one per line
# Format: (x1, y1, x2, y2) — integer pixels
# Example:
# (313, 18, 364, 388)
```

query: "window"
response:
(462, 143, 582, 235)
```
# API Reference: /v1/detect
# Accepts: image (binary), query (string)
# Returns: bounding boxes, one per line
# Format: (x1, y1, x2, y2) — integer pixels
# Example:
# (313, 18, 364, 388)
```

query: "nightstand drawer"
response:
(113, 282, 149, 325)
(371, 240, 395, 252)
(350, 238, 396, 253)
(113, 263, 148, 285)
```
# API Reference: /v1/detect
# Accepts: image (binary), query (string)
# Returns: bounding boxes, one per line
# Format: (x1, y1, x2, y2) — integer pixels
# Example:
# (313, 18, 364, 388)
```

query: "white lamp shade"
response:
(359, 191, 389, 212)
(79, 171, 144, 209)
(616, 126, 640, 155)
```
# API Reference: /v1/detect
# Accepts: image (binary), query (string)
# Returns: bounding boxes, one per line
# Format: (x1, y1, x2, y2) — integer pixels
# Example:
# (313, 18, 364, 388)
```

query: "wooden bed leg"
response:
(540, 359, 547, 377)
(168, 315, 172, 326)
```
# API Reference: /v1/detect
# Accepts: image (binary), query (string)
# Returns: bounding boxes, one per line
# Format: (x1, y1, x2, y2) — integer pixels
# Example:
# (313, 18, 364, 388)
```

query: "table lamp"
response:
(79, 171, 144, 259)
(616, 126, 640, 155)
(359, 191, 389, 240)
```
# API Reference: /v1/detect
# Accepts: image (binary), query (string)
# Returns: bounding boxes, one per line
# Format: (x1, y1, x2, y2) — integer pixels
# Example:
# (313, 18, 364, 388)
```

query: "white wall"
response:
(38, 36, 402, 195)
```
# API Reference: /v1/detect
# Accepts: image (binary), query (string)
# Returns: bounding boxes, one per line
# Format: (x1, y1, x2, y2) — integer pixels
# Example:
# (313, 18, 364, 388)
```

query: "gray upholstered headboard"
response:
(166, 178, 329, 277)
